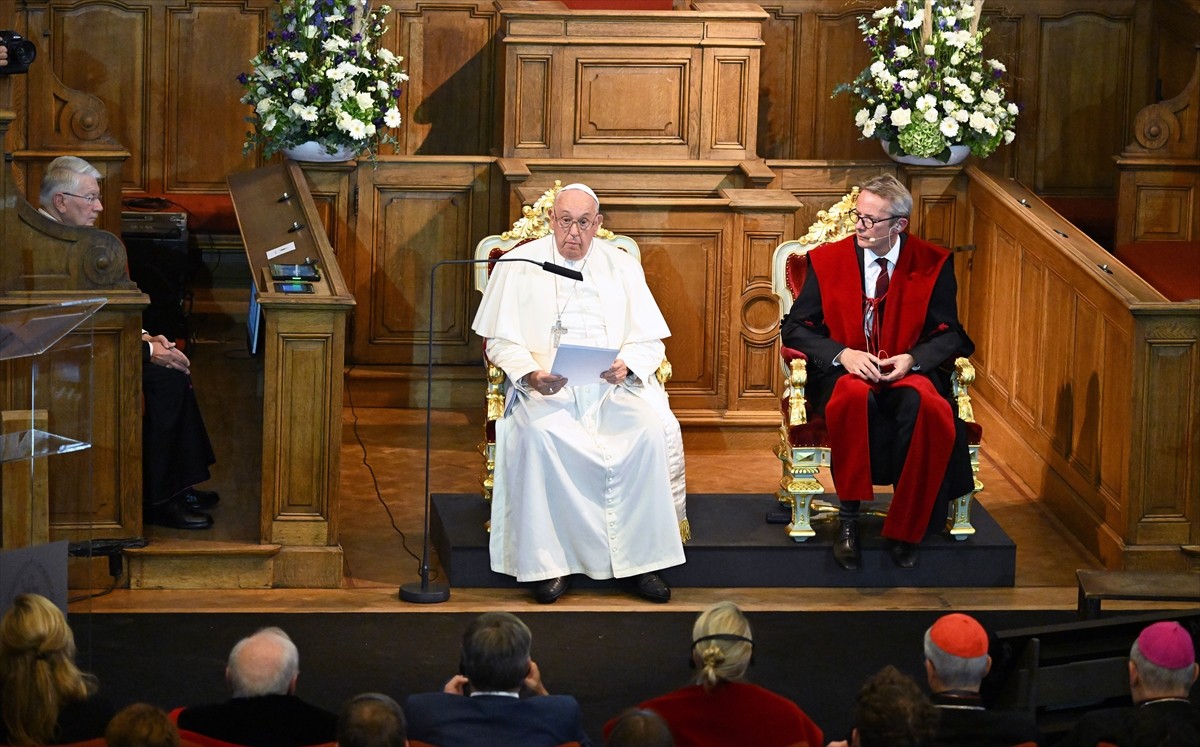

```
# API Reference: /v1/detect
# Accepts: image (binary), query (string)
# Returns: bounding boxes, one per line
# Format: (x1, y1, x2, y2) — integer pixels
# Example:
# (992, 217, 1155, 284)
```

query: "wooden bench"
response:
(1076, 569, 1200, 619)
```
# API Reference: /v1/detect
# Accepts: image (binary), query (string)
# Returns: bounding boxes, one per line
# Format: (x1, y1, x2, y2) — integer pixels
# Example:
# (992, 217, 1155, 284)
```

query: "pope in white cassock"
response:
(471, 183, 688, 604)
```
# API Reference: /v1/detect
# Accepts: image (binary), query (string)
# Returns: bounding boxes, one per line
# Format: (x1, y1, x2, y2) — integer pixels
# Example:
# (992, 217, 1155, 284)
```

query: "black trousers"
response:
(141, 362, 215, 506)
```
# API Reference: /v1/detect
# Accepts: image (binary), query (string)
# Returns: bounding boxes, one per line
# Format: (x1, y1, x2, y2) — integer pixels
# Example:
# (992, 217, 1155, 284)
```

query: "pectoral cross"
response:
(551, 319, 567, 348)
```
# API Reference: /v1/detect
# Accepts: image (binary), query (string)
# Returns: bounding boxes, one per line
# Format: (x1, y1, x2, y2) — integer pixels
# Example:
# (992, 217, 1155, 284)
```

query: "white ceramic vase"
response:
(881, 140, 970, 166)
(281, 140, 357, 163)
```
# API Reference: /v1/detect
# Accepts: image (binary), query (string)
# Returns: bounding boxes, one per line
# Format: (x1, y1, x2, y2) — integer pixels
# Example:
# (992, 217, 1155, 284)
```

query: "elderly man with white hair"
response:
(921, 613, 1040, 746)
(174, 627, 337, 746)
(1056, 619, 1199, 747)
(472, 182, 687, 604)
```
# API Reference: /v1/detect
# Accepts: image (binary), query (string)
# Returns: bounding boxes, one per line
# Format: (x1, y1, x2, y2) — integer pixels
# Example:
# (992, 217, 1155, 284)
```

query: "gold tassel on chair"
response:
(787, 358, 808, 426)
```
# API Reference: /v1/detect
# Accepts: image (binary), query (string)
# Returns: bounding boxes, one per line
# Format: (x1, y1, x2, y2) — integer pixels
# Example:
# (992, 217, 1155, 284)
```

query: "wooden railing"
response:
(963, 166, 1199, 570)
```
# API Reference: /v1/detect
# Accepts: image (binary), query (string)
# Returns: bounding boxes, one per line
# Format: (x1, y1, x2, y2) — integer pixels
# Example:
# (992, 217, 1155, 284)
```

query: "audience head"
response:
(923, 613, 991, 692)
(551, 182, 603, 261)
(851, 665, 938, 747)
(226, 626, 300, 698)
(459, 612, 534, 692)
(0, 593, 97, 745)
(39, 155, 105, 227)
(605, 708, 674, 747)
(104, 702, 180, 747)
(1128, 620, 1198, 702)
(337, 693, 407, 747)
(690, 601, 754, 691)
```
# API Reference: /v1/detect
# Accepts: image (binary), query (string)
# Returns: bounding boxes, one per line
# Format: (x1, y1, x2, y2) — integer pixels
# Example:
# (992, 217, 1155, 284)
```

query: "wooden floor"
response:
(67, 313, 1193, 617)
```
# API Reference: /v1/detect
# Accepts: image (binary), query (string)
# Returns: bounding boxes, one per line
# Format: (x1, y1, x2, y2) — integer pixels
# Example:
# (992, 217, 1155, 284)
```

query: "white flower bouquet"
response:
(835, 0, 1018, 161)
(239, 0, 409, 159)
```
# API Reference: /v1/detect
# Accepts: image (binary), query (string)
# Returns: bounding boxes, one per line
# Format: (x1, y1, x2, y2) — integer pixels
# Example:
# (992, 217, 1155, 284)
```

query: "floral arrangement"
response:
(239, 0, 408, 159)
(835, 0, 1018, 161)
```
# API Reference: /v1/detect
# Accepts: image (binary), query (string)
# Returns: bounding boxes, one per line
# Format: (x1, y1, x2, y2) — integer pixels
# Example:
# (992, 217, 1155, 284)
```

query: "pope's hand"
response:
(526, 370, 568, 396)
(601, 358, 628, 385)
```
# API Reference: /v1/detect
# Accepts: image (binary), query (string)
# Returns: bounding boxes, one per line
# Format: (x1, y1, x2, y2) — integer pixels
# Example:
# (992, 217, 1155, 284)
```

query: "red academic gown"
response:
(780, 234, 974, 543)
(604, 680, 824, 747)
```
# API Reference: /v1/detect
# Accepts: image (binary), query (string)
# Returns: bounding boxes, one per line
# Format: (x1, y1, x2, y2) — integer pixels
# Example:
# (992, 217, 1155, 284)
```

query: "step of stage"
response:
(431, 493, 1016, 589)
(122, 540, 344, 590)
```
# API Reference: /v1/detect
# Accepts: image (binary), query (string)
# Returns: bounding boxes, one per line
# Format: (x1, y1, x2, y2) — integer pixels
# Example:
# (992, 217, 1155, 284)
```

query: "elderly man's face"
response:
(55, 174, 104, 227)
(550, 189, 601, 262)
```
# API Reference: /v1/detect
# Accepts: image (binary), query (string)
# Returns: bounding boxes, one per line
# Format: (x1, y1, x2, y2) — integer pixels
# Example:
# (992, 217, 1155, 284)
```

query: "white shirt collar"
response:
(862, 235, 901, 269)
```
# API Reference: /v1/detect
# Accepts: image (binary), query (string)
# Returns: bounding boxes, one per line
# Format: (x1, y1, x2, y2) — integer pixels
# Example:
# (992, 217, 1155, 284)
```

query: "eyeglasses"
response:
(553, 215, 596, 233)
(62, 192, 101, 204)
(849, 209, 903, 229)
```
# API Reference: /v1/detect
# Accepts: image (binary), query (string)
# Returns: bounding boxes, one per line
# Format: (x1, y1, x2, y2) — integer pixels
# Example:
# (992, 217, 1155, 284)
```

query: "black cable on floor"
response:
(344, 365, 428, 579)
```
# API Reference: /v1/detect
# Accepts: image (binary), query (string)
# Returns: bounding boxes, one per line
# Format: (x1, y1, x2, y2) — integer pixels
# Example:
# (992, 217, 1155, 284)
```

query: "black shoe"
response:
(888, 540, 919, 569)
(181, 488, 219, 511)
(148, 497, 213, 530)
(533, 576, 570, 604)
(833, 518, 861, 570)
(632, 573, 671, 603)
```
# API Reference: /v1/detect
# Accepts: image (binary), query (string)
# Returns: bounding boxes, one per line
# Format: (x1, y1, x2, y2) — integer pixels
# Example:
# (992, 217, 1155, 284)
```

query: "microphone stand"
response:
(399, 255, 582, 604)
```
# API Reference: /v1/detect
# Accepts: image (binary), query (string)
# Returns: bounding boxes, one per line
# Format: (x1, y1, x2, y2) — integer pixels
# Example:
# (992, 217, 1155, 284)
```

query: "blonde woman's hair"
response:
(0, 594, 97, 745)
(690, 601, 753, 691)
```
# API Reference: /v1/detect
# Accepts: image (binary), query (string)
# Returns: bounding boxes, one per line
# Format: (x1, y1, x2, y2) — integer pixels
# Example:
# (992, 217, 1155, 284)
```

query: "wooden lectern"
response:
(227, 163, 356, 587)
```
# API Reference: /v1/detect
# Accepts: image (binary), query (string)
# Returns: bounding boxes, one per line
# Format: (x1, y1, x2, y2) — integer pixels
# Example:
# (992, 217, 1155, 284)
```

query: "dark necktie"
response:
(874, 257, 890, 300)
(868, 258, 889, 354)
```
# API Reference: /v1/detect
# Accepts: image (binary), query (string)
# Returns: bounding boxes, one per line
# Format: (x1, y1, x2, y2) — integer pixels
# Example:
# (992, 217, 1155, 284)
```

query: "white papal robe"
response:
(471, 234, 687, 582)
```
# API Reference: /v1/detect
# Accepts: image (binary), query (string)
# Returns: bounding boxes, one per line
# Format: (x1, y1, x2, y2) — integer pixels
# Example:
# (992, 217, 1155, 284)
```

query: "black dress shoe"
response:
(533, 576, 570, 604)
(181, 488, 219, 511)
(833, 518, 861, 570)
(888, 540, 919, 569)
(148, 497, 213, 530)
(632, 573, 671, 603)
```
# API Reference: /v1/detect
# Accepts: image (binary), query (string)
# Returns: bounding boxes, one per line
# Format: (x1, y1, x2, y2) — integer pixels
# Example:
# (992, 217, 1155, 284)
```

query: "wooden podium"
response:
(228, 163, 356, 587)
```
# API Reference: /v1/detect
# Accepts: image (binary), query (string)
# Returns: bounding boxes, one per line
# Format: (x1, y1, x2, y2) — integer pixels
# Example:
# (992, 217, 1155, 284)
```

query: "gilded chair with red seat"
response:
(771, 189, 982, 541)
(472, 182, 687, 539)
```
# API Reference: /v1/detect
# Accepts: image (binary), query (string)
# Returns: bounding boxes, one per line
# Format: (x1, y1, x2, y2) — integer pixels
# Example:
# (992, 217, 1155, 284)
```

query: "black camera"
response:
(0, 30, 36, 76)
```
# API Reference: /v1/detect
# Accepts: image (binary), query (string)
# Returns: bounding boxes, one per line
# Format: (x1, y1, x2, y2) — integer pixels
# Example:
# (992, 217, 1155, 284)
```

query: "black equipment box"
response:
(121, 210, 189, 253)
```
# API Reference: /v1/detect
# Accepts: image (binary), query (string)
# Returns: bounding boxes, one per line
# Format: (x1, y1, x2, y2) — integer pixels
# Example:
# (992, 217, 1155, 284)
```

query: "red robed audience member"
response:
(781, 174, 974, 571)
(604, 601, 823, 747)
(173, 627, 336, 747)
(0, 593, 115, 745)
(923, 613, 1041, 746)
(1055, 620, 1199, 747)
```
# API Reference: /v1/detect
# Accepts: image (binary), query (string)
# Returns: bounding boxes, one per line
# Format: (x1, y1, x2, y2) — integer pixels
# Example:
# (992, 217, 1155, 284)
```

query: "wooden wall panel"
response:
(167, 4, 267, 190)
(51, 3, 149, 191)
(1034, 12, 1133, 194)
(393, 1, 501, 156)
(348, 158, 494, 365)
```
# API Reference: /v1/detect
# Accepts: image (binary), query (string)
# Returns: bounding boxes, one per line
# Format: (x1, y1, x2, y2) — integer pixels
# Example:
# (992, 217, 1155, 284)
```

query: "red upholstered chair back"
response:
(771, 188, 859, 319)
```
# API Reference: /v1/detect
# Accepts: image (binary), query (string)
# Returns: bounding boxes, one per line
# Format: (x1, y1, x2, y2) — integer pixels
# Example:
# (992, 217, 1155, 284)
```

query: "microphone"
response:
(539, 261, 583, 280)
(399, 253, 582, 604)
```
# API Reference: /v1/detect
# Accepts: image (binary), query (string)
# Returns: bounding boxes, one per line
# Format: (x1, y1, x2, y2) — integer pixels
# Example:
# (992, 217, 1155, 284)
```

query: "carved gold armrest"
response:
(485, 362, 506, 421)
(952, 356, 975, 423)
(787, 357, 808, 426)
(655, 358, 673, 386)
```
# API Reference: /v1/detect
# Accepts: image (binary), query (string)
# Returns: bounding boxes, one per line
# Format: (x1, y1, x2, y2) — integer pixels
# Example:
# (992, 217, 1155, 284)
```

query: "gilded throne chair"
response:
(472, 182, 688, 540)
(771, 189, 983, 541)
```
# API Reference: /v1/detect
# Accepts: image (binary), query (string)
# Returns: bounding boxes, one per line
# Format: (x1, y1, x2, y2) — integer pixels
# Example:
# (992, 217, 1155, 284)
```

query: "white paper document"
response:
(550, 343, 619, 384)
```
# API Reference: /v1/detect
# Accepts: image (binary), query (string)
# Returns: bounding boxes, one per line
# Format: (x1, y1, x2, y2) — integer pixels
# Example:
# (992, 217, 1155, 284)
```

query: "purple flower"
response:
(927, 59, 938, 70)
(237, 72, 249, 84)
(893, 82, 904, 93)
(867, 36, 878, 48)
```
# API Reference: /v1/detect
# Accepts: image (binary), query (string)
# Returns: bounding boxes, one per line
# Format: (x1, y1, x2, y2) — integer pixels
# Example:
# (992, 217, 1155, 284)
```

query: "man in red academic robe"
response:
(781, 174, 974, 570)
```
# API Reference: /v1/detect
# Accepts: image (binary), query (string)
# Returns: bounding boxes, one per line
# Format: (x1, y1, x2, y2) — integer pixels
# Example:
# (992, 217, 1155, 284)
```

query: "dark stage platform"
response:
(431, 493, 1016, 589)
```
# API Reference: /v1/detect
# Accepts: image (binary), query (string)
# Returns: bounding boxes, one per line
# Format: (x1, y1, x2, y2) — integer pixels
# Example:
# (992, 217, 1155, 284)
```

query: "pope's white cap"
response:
(559, 182, 600, 211)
